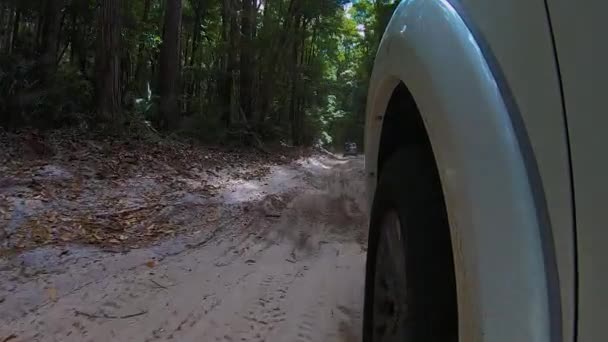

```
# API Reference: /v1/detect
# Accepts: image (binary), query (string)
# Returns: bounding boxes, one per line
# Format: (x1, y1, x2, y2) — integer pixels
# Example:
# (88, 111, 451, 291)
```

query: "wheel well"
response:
(376, 81, 458, 336)
(377, 82, 432, 178)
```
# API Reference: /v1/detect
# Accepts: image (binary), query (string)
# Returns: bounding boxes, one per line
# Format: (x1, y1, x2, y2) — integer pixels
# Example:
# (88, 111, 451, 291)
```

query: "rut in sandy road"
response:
(0, 156, 367, 342)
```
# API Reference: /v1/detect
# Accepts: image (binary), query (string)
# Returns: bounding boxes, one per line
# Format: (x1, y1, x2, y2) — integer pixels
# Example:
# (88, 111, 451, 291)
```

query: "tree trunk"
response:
(95, 0, 122, 125)
(159, 0, 183, 130)
(9, 9, 20, 53)
(187, 0, 206, 101)
(220, 0, 239, 126)
(181, 21, 188, 70)
(228, 0, 239, 124)
(289, 15, 301, 145)
(0, 4, 8, 52)
(39, 0, 63, 84)
(68, 0, 90, 75)
(189, 0, 205, 67)
(69, 8, 77, 65)
(35, 6, 44, 49)
(134, 0, 151, 95)
(259, 0, 299, 124)
(239, 0, 254, 121)
(3, 7, 13, 53)
(255, 0, 271, 124)
(219, 0, 230, 125)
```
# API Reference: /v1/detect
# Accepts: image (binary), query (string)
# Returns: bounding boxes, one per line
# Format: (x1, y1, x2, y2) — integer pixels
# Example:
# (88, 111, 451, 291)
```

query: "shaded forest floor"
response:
(0, 128, 309, 254)
(0, 134, 367, 342)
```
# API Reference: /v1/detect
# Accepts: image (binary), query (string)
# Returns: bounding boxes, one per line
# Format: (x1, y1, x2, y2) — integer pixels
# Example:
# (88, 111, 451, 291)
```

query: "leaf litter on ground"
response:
(0, 128, 308, 255)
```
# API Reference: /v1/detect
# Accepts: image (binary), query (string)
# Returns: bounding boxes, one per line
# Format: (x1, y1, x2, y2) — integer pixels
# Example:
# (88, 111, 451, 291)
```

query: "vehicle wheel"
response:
(363, 148, 458, 342)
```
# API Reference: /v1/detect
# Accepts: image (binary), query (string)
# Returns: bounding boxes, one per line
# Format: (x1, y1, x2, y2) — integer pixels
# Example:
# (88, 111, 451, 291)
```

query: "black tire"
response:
(363, 147, 458, 341)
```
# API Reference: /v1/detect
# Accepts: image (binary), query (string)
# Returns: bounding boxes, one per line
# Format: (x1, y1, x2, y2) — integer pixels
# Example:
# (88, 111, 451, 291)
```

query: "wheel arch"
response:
(376, 82, 431, 181)
(364, 1, 561, 341)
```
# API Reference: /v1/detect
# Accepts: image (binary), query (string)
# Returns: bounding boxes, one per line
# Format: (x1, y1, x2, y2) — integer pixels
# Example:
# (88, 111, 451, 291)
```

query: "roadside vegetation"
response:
(0, 1, 401, 253)
(0, 0, 399, 148)
(0, 2, 402, 338)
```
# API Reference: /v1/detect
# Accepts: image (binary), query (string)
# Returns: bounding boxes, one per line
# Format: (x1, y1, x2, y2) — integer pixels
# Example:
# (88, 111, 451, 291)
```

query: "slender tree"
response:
(95, 0, 123, 125)
(240, 0, 254, 121)
(189, 0, 204, 67)
(134, 0, 152, 94)
(159, 0, 183, 129)
(9, 6, 20, 53)
(39, 0, 63, 84)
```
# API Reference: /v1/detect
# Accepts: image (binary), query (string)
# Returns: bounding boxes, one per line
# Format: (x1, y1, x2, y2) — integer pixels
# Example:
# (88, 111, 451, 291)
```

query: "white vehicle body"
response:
(364, 0, 607, 341)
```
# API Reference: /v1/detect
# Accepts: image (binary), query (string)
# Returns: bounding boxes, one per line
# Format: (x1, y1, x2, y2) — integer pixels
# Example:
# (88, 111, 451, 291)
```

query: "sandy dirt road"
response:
(0, 155, 368, 342)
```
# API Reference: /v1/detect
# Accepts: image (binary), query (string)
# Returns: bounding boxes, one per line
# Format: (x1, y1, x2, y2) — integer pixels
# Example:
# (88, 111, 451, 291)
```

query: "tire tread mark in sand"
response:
(292, 289, 329, 342)
(235, 274, 295, 342)
(211, 274, 274, 342)
(213, 229, 271, 267)
(143, 293, 222, 340)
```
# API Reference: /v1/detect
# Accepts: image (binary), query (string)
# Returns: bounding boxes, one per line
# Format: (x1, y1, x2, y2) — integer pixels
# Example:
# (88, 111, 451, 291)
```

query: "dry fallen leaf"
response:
(1, 333, 17, 342)
(48, 287, 57, 302)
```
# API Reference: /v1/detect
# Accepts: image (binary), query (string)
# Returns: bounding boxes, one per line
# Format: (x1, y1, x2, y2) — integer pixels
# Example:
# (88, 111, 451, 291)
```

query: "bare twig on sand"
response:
(206, 170, 219, 177)
(1, 334, 17, 342)
(185, 228, 219, 250)
(74, 309, 148, 319)
(94, 204, 162, 219)
(265, 213, 281, 218)
(313, 146, 343, 160)
(150, 279, 169, 289)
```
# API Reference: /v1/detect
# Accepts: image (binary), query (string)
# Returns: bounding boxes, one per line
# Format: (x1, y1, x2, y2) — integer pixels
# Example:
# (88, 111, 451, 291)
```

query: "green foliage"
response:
(53, 66, 94, 116)
(178, 111, 228, 144)
(0, 54, 93, 127)
(0, 54, 40, 125)
(134, 92, 158, 122)
(0, 0, 401, 145)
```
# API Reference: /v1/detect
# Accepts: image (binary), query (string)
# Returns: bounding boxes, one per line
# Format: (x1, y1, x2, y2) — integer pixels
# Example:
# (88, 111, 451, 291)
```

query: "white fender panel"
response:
(365, 1, 560, 341)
